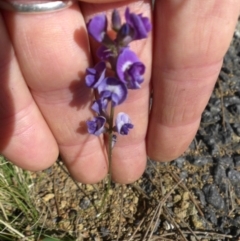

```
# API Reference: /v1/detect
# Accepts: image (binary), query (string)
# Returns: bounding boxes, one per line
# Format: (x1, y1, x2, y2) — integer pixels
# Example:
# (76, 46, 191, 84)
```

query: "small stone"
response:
(182, 191, 189, 201)
(216, 156, 234, 169)
(86, 184, 94, 191)
(42, 193, 54, 202)
(203, 184, 225, 210)
(194, 188, 206, 206)
(232, 123, 240, 136)
(93, 193, 98, 199)
(190, 157, 209, 167)
(174, 157, 185, 168)
(227, 169, 240, 185)
(218, 180, 229, 194)
(213, 164, 226, 184)
(234, 156, 240, 167)
(100, 226, 110, 237)
(189, 235, 197, 241)
(133, 197, 139, 204)
(174, 208, 187, 219)
(179, 171, 188, 179)
(173, 195, 181, 203)
(68, 209, 77, 220)
(191, 215, 205, 230)
(79, 197, 91, 210)
(60, 200, 67, 209)
(201, 174, 210, 183)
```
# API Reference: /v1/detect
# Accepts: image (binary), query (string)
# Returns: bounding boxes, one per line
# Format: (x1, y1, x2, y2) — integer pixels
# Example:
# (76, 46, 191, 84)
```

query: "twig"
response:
(37, 211, 49, 241)
(143, 179, 183, 241)
(158, 230, 233, 239)
(176, 215, 200, 241)
(131, 183, 150, 200)
(116, 185, 125, 241)
(52, 171, 60, 218)
(128, 218, 145, 241)
(226, 179, 235, 216)
(143, 199, 161, 241)
(163, 207, 188, 241)
(57, 161, 98, 214)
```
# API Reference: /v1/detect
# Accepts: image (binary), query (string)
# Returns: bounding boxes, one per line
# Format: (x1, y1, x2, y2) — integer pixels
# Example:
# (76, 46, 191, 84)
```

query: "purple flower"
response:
(87, 14, 107, 43)
(116, 48, 145, 89)
(87, 116, 106, 136)
(98, 77, 128, 106)
(125, 7, 151, 40)
(85, 62, 106, 88)
(91, 98, 108, 114)
(115, 112, 133, 135)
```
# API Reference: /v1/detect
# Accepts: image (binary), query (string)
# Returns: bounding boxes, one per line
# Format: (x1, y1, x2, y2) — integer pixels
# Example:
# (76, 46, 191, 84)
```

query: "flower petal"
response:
(91, 98, 108, 114)
(125, 7, 151, 40)
(115, 112, 133, 135)
(117, 48, 145, 89)
(116, 48, 139, 83)
(98, 77, 128, 106)
(87, 116, 106, 136)
(85, 62, 106, 88)
(87, 14, 107, 43)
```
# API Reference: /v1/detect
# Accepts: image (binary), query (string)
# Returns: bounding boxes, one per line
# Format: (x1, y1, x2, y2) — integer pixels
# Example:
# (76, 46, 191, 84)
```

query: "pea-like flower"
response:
(115, 112, 133, 135)
(125, 7, 151, 40)
(87, 14, 107, 43)
(91, 98, 108, 115)
(98, 77, 128, 106)
(87, 116, 106, 136)
(117, 48, 145, 89)
(85, 62, 106, 88)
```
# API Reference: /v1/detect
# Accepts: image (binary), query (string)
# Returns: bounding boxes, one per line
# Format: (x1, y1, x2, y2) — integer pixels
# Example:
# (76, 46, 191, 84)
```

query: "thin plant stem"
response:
(98, 101, 114, 215)
(107, 101, 114, 189)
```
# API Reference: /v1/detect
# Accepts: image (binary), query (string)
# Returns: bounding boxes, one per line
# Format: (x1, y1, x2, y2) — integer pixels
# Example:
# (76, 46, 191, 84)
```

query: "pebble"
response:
(202, 184, 225, 210)
(227, 169, 240, 185)
(193, 188, 206, 206)
(42, 193, 54, 202)
(79, 197, 91, 210)
(213, 164, 226, 184)
(190, 156, 209, 167)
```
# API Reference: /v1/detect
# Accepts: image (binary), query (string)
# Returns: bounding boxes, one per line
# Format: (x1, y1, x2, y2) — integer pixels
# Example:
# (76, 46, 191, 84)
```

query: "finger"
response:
(3, 2, 108, 183)
(81, 0, 152, 183)
(0, 14, 58, 170)
(148, 0, 240, 161)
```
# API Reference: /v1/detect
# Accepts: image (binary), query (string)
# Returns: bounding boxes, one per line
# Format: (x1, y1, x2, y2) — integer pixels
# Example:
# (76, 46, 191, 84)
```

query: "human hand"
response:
(0, 0, 239, 184)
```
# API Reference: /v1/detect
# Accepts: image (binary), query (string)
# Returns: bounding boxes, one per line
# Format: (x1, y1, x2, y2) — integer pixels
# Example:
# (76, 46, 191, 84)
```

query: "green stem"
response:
(108, 101, 114, 189)
(98, 101, 114, 216)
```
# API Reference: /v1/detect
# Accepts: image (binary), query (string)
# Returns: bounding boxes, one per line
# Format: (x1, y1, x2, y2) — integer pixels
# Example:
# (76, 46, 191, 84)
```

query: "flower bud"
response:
(112, 9, 121, 32)
(117, 23, 134, 46)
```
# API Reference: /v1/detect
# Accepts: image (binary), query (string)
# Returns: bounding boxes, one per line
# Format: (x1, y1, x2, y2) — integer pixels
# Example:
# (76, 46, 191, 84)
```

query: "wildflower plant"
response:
(85, 8, 151, 205)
